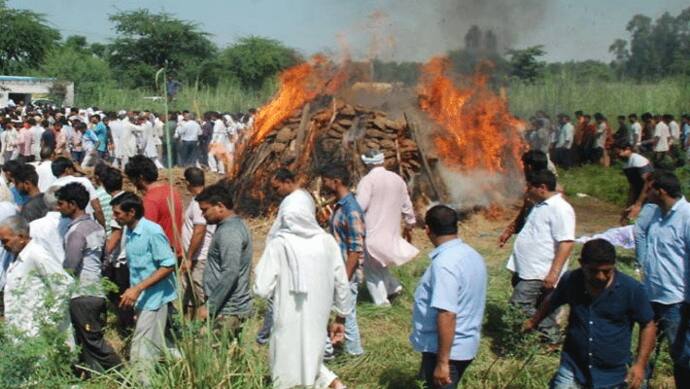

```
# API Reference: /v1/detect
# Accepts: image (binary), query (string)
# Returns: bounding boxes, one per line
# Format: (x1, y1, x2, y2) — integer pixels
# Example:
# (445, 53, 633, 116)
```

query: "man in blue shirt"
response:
(111, 192, 177, 368)
(322, 164, 365, 356)
(410, 205, 487, 388)
(525, 239, 656, 389)
(635, 171, 690, 386)
(90, 114, 109, 160)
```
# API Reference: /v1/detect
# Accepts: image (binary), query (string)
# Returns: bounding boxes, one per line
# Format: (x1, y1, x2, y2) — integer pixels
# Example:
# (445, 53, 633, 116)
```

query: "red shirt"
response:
(143, 184, 184, 256)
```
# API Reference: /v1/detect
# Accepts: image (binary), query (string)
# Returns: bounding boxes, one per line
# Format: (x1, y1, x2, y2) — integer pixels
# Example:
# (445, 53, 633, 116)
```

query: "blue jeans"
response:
(343, 277, 363, 355)
(669, 303, 690, 387)
(648, 302, 689, 386)
(323, 276, 364, 356)
(418, 352, 471, 389)
(550, 362, 625, 389)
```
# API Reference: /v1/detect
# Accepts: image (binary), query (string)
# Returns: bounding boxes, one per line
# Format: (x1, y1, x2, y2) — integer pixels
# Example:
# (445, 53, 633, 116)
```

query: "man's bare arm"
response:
(544, 241, 574, 289)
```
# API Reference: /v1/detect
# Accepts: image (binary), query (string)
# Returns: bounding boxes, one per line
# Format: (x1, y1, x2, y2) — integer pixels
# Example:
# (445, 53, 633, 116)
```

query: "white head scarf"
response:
(361, 150, 384, 165)
(273, 190, 324, 295)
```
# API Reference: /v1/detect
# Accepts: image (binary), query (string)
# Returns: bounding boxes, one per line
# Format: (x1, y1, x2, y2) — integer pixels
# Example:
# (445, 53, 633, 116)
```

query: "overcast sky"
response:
(9, 0, 689, 63)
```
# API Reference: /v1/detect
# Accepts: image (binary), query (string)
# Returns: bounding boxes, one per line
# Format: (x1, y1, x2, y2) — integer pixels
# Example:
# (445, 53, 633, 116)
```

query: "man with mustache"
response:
(635, 171, 690, 386)
(524, 239, 655, 389)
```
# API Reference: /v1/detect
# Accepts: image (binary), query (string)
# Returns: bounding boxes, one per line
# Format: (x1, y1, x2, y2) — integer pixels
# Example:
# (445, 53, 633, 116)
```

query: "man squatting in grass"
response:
(524, 239, 656, 389)
(410, 205, 487, 389)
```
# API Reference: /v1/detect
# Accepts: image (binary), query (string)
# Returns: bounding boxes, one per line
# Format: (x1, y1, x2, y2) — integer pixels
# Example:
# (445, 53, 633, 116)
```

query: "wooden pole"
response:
(405, 113, 442, 201)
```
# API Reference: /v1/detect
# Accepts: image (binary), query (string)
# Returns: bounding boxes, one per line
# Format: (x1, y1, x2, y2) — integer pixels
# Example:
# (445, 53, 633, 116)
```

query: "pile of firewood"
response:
(230, 98, 429, 216)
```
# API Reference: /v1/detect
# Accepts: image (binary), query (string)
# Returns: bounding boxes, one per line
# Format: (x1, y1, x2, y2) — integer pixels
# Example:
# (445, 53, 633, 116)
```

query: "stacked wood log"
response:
(231, 99, 425, 216)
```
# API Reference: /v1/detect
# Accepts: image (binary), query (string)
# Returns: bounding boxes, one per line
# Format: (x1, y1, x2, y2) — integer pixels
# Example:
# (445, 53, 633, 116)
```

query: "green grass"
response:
(1, 190, 677, 388)
(508, 76, 690, 120)
(75, 80, 276, 114)
(560, 164, 629, 207)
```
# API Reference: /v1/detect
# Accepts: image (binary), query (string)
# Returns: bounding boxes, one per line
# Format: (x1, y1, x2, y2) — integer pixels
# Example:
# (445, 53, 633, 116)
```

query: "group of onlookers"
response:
(0, 102, 257, 175)
(526, 110, 690, 170)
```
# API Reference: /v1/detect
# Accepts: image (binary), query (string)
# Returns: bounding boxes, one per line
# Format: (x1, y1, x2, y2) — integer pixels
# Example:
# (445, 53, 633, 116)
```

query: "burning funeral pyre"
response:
(228, 55, 526, 218)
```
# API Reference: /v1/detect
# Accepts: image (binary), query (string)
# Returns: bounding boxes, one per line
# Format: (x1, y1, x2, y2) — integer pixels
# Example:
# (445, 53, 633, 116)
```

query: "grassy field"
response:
(0, 165, 679, 388)
(76, 165, 671, 388)
(507, 76, 690, 120)
(75, 76, 690, 123)
(75, 80, 276, 114)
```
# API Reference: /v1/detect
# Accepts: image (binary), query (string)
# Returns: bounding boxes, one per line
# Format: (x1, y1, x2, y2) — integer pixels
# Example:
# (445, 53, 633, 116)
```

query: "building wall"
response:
(0, 78, 75, 106)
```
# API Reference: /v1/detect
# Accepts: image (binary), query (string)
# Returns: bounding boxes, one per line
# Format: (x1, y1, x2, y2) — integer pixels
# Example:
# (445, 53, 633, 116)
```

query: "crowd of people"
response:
(526, 110, 690, 170)
(0, 101, 256, 174)
(0, 100, 689, 389)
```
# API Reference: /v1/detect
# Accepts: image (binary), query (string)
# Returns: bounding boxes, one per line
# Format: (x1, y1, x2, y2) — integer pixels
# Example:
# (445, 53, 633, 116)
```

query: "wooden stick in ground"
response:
(394, 138, 403, 176)
(405, 113, 442, 201)
(292, 102, 312, 160)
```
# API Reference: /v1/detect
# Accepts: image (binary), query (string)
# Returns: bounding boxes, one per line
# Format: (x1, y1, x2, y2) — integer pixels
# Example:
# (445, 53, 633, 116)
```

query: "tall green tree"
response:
(217, 36, 301, 89)
(611, 7, 690, 79)
(40, 45, 113, 103)
(107, 9, 216, 89)
(507, 45, 546, 83)
(0, 0, 60, 74)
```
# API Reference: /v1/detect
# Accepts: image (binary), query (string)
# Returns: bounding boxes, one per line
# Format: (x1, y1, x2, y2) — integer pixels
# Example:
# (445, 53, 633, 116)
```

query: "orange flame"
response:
(250, 55, 347, 145)
(418, 57, 524, 172)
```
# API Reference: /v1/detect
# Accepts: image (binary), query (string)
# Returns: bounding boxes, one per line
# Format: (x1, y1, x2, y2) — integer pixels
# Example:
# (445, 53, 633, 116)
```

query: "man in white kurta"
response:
(356, 150, 419, 306)
(120, 115, 138, 165)
(254, 194, 351, 389)
(208, 114, 230, 174)
(1, 216, 73, 343)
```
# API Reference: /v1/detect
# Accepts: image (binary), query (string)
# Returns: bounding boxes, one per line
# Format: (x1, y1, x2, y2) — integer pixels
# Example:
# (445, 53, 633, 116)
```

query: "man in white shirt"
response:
(653, 114, 671, 163)
(208, 112, 230, 174)
(50, 156, 105, 227)
(31, 148, 56, 192)
(628, 114, 642, 149)
(29, 117, 45, 162)
(174, 113, 201, 167)
(507, 169, 575, 345)
(109, 111, 126, 169)
(29, 186, 69, 265)
(1, 215, 73, 339)
(614, 142, 653, 224)
(554, 114, 574, 169)
(667, 114, 681, 144)
(180, 167, 215, 318)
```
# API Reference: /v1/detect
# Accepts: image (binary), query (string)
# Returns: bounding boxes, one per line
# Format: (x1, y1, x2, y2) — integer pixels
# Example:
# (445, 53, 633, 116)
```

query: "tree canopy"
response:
(610, 7, 690, 79)
(0, 0, 60, 74)
(107, 9, 217, 88)
(217, 36, 301, 89)
(507, 46, 546, 83)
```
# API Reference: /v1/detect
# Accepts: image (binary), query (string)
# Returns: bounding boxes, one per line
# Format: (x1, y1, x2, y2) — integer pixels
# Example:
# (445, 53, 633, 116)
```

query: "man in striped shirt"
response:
(321, 164, 365, 356)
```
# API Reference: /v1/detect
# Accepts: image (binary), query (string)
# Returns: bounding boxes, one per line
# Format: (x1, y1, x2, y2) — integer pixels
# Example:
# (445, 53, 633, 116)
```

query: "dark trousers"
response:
(69, 296, 121, 373)
(180, 141, 197, 166)
(666, 303, 690, 387)
(198, 140, 210, 167)
(105, 263, 135, 334)
(419, 352, 472, 389)
(510, 274, 561, 344)
(554, 147, 572, 169)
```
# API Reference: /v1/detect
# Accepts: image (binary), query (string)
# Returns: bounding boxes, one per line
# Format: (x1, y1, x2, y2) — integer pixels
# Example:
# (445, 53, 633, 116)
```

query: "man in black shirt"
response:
(14, 164, 48, 222)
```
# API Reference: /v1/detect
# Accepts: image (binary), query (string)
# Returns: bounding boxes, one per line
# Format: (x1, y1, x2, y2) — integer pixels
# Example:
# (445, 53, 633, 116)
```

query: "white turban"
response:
(361, 150, 385, 165)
